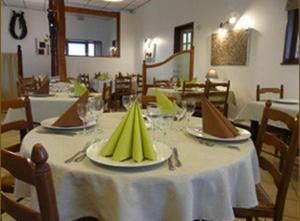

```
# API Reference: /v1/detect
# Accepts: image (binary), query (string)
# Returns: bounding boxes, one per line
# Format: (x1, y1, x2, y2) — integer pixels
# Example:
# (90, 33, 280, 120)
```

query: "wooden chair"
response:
(133, 73, 143, 95)
(17, 76, 38, 96)
(256, 84, 284, 101)
(1, 144, 60, 221)
(233, 101, 298, 221)
(1, 96, 34, 193)
(112, 75, 133, 110)
(153, 77, 171, 88)
(102, 81, 112, 112)
(206, 80, 230, 117)
(138, 95, 177, 109)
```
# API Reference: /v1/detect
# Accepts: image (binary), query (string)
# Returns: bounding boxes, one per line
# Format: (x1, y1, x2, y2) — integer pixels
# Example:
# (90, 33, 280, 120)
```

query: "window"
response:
(66, 40, 102, 57)
(282, 9, 299, 64)
(174, 22, 194, 53)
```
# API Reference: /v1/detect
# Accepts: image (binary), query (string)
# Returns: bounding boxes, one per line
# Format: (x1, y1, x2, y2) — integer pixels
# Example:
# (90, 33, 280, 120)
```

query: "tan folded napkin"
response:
(52, 91, 89, 127)
(35, 76, 50, 94)
(201, 97, 239, 138)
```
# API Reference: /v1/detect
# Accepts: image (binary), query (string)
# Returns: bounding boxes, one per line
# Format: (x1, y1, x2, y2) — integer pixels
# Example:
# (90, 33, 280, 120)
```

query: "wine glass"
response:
(146, 103, 161, 143)
(181, 100, 195, 127)
(88, 98, 104, 135)
(122, 95, 136, 110)
(170, 77, 178, 90)
(77, 103, 88, 135)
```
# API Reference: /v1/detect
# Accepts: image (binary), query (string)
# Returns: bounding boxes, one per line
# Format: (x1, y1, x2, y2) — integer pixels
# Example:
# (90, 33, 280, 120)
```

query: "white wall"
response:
(1, 6, 51, 76)
(133, 0, 299, 113)
(1, 6, 135, 78)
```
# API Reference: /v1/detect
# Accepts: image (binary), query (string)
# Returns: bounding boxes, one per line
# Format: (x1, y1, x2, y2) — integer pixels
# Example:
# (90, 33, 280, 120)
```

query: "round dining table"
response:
(15, 112, 260, 221)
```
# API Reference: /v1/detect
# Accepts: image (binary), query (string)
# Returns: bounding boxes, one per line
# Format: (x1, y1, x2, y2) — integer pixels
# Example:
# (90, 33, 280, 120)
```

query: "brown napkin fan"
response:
(52, 91, 89, 127)
(35, 76, 50, 94)
(201, 97, 239, 138)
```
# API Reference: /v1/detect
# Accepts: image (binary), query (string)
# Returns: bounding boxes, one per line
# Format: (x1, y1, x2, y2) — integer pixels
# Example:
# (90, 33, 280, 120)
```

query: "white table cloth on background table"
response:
(3, 92, 102, 124)
(16, 113, 260, 221)
(147, 87, 238, 118)
(235, 100, 299, 128)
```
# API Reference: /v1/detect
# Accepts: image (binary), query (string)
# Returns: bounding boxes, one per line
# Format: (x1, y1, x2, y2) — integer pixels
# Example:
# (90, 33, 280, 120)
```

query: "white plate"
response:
(186, 126, 251, 142)
(86, 139, 172, 168)
(41, 117, 96, 130)
(272, 99, 299, 104)
(29, 93, 55, 97)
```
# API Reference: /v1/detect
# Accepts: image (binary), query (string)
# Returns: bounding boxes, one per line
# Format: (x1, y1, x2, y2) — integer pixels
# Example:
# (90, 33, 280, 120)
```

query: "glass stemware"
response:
(77, 103, 88, 135)
(146, 103, 161, 144)
(122, 94, 136, 110)
(88, 98, 104, 136)
(181, 100, 195, 127)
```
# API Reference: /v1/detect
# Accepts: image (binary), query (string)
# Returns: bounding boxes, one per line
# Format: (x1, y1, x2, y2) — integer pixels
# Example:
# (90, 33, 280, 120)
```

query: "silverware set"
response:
(168, 147, 182, 171)
(198, 139, 241, 151)
(64, 142, 91, 163)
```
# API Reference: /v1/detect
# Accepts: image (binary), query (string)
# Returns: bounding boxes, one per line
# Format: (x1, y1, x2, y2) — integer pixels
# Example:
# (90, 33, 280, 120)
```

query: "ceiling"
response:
(1, 0, 152, 12)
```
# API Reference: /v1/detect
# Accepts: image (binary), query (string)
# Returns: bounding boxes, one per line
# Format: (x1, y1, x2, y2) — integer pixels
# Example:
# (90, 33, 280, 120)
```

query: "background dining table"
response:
(2, 92, 101, 124)
(15, 112, 260, 221)
(147, 87, 238, 118)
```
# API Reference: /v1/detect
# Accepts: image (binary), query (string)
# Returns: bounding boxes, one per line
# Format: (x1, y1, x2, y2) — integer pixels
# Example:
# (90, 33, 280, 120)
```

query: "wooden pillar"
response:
(189, 46, 194, 81)
(17, 45, 23, 78)
(55, 0, 67, 81)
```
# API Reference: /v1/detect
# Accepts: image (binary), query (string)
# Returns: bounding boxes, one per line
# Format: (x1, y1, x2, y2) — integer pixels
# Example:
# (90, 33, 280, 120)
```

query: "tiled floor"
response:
(1, 131, 299, 221)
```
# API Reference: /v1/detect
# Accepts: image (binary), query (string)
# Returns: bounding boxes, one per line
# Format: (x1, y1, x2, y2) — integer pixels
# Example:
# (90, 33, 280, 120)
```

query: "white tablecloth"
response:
(16, 113, 260, 221)
(147, 87, 237, 118)
(3, 93, 101, 123)
(235, 100, 299, 128)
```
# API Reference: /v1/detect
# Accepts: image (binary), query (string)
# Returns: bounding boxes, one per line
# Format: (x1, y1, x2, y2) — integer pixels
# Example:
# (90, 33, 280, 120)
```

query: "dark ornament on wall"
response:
(9, 10, 28, 40)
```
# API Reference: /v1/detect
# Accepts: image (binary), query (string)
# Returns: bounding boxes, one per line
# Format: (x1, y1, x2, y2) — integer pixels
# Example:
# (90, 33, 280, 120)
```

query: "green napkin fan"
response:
(100, 101, 157, 162)
(155, 89, 181, 115)
(73, 81, 87, 96)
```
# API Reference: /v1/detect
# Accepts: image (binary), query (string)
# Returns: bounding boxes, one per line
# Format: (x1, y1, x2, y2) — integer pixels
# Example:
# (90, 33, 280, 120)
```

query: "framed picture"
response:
(35, 38, 49, 55)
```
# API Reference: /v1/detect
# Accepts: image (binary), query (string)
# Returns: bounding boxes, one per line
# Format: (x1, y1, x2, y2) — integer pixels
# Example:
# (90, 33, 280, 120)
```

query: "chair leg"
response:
(246, 217, 253, 221)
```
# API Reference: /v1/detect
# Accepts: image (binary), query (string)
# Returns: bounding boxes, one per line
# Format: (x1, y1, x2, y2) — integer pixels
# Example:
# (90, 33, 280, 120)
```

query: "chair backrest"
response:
(256, 84, 284, 101)
(78, 73, 90, 88)
(153, 78, 171, 88)
(256, 101, 298, 221)
(1, 96, 33, 150)
(102, 81, 112, 112)
(1, 144, 59, 221)
(182, 81, 207, 93)
(17, 76, 38, 96)
(114, 75, 133, 96)
(138, 95, 176, 108)
(135, 74, 143, 94)
(206, 80, 230, 116)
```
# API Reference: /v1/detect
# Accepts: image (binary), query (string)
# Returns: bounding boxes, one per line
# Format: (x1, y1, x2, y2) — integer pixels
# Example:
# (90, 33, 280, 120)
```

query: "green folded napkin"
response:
(155, 89, 182, 115)
(96, 72, 110, 80)
(100, 101, 156, 162)
(73, 81, 87, 96)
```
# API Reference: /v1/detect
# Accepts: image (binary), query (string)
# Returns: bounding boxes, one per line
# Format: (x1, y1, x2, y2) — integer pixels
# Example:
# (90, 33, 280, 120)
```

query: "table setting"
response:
(15, 89, 260, 221)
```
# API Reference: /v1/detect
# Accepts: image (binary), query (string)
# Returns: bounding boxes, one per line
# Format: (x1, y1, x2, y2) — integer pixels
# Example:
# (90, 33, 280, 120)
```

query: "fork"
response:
(64, 142, 91, 163)
(198, 139, 240, 151)
(172, 147, 182, 167)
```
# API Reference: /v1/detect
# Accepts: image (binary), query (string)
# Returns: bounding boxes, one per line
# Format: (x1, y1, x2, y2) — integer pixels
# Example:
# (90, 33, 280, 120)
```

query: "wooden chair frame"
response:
(1, 144, 59, 221)
(102, 81, 113, 112)
(256, 84, 284, 101)
(233, 101, 298, 221)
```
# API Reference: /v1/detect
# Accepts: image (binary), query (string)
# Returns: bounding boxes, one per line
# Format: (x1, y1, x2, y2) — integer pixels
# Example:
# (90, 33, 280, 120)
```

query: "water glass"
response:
(122, 95, 136, 110)
(182, 100, 195, 126)
(88, 98, 104, 135)
(146, 103, 161, 143)
(77, 103, 88, 135)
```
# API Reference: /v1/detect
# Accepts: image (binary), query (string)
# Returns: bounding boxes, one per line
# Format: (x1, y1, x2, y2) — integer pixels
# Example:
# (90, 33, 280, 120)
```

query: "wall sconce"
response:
(144, 37, 156, 62)
(218, 15, 238, 36)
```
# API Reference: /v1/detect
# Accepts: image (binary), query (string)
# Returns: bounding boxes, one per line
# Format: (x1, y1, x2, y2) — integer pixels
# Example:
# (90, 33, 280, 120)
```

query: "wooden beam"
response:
(17, 45, 23, 78)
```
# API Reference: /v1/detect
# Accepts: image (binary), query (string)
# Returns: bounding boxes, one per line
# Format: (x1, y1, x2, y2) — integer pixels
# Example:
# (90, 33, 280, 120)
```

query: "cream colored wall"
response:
(133, 0, 299, 115)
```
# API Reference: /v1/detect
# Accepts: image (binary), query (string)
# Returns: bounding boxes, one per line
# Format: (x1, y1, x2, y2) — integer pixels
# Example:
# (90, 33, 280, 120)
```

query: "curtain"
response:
(286, 0, 299, 10)
(1, 53, 18, 100)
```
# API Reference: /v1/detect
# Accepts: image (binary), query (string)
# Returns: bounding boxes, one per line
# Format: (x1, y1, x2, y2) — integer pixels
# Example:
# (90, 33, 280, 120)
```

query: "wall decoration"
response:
(9, 10, 28, 40)
(211, 29, 249, 65)
(35, 35, 50, 55)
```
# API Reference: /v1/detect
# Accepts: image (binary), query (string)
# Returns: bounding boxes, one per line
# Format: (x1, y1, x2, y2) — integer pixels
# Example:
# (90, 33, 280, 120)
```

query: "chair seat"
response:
(1, 174, 15, 193)
(234, 184, 275, 218)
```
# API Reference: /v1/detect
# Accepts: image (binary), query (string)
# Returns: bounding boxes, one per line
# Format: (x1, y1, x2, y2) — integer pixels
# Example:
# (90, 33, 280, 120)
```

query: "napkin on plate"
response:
(73, 81, 87, 96)
(35, 76, 50, 94)
(155, 89, 181, 115)
(201, 97, 239, 138)
(100, 101, 157, 162)
(52, 91, 89, 127)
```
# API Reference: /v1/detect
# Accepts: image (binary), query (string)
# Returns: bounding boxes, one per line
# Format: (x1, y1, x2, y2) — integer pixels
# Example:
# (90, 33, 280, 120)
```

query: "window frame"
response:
(282, 9, 299, 65)
(174, 22, 194, 53)
(65, 39, 102, 57)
